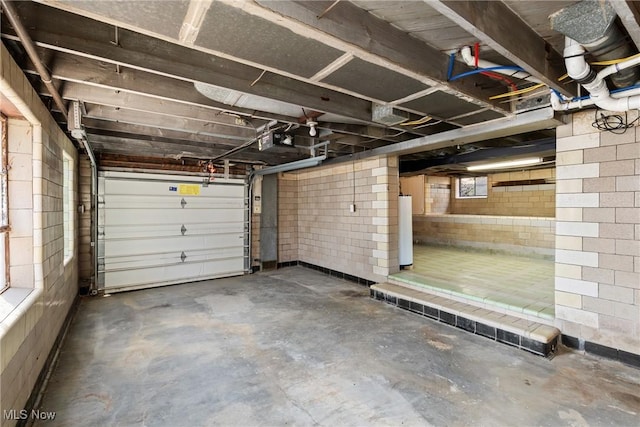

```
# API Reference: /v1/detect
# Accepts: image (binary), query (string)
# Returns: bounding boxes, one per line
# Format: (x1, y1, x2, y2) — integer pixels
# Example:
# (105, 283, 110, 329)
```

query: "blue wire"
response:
(447, 53, 456, 81)
(448, 66, 525, 82)
(560, 83, 640, 103)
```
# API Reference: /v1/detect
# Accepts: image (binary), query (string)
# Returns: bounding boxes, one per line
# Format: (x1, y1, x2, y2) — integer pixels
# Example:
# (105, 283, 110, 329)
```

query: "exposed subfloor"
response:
(34, 267, 640, 427)
(393, 245, 555, 320)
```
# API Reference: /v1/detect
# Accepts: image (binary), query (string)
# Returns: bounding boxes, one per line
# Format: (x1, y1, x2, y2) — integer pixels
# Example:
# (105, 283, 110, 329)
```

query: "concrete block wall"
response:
(0, 44, 78, 425)
(278, 155, 399, 283)
(555, 110, 639, 355)
(425, 176, 450, 214)
(450, 168, 556, 217)
(413, 214, 555, 257)
(278, 173, 298, 263)
(7, 120, 34, 288)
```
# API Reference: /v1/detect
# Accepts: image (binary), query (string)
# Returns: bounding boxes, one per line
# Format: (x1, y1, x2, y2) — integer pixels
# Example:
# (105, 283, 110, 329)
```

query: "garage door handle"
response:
(180, 251, 187, 262)
(180, 198, 187, 208)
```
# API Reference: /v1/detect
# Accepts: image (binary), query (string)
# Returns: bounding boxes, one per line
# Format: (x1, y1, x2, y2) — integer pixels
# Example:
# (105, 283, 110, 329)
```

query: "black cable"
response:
(591, 109, 637, 134)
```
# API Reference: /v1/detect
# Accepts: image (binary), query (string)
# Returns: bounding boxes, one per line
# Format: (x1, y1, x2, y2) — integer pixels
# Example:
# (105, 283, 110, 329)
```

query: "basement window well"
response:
(456, 176, 487, 198)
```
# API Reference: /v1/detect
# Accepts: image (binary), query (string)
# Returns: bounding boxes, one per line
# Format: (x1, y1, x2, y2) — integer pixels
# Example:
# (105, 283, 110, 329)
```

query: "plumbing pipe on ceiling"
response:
(459, 46, 542, 84)
(1, 0, 68, 121)
(552, 37, 640, 112)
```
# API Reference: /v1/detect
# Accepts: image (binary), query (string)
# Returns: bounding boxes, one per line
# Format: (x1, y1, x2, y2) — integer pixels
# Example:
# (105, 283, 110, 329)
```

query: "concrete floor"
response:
(35, 267, 639, 426)
(394, 245, 555, 319)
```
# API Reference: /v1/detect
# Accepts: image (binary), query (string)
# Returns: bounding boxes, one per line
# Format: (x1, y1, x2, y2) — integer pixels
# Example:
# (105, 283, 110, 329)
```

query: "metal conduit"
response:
(1, 0, 68, 120)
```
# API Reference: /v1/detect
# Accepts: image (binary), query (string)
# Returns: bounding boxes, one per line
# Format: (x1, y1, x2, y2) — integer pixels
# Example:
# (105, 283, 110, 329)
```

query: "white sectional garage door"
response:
(97, 171, 246, 292)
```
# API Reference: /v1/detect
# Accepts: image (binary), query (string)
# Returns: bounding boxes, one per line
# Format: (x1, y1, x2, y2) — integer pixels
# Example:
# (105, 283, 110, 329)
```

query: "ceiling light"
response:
(466, 157, 542, 171)
(306, 120, 318, 137)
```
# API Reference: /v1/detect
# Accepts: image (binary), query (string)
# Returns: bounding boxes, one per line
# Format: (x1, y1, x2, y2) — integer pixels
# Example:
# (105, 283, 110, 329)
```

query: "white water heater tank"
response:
(398, 195, 413, 267)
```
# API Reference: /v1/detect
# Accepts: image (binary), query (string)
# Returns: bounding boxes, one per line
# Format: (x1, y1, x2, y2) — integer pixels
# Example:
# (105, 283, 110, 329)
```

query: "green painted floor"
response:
(391, 245, 555, 320)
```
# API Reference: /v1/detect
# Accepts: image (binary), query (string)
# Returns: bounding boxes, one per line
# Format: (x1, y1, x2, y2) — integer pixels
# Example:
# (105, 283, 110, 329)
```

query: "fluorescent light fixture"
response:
(466, 157, 542, 171)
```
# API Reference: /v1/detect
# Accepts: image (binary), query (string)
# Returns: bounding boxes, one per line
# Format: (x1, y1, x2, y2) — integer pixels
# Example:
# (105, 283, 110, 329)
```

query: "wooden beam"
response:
(81, 104, 254, 141)
(253, 0, 506, 109)
(87, 134, 300, 164)
(3, 2, 377, 124)
(59, 82, 262, 129)
(23, 50, 299, 124)
(428, 1, 573, 96)
(610, 1, 640, 51)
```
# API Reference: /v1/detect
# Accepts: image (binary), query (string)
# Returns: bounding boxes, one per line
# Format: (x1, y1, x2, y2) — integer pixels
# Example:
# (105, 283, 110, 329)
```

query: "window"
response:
(1, 115, 8, 292)
(63, 151, 74, 264)
(457, 176, 488, 198)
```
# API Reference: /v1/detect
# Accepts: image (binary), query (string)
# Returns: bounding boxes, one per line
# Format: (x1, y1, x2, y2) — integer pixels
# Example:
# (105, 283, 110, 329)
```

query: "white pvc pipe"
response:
(460, 46, 542, 83)
(553, 37, 640, 112)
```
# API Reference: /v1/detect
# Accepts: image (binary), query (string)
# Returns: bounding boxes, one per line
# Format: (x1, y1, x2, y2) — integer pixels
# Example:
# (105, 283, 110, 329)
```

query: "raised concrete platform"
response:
(371, 282, 560, 357)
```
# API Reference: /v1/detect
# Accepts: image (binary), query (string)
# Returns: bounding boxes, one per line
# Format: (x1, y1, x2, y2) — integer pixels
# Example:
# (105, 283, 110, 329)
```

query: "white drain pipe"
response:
(552, 37, 640, 111)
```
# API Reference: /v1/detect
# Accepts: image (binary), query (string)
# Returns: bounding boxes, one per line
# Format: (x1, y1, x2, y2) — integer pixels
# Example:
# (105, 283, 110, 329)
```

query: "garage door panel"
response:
(103, 195, 244, 210)
(105, 247, 244, 270)
(103, 222, 244, 239)
(104, 233, 244, 256)
(98, 172, 247, 292)
(104, 208, 244, 226)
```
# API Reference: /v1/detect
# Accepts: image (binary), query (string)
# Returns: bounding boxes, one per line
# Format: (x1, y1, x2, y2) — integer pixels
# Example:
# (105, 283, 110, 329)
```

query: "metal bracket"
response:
(180, 251, 187, 262)
(180, 198, 187, 208)
(180, 224, 187, 236)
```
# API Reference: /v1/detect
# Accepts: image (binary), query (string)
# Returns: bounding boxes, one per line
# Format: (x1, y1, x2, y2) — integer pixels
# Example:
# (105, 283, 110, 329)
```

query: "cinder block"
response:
(600, 126, 636, 145)
(616, 176, 640, 192)
(556, 249, 599, 267)
(555, 305, 599, 328)
(599, 253, 635, 272)
(616, 207, 640, 224)
(582, 296, 614, 315)
(583, 177, 616, 193)
(556, 164, 599, 180)
(555, 291, 582, 308)
(557, 132, 600, 151)
(600, 284, 635, 302)
(600, 160, 635, 177)
(556, 276, 599, 297)
(603, 192, 636, 209)
(556, 262, 583, 279)
(600, 223, 635, 239)
(557, 150, 584, 165)
(557, 193, 599, 208)
(616, 142, 640, 160)
(584, 146, 617, 163)
(599, 315, 636, 335)
(556, 235, 582, 250)
(614, 271, 640, 289)
(556, 179, 583, 194)
(582, 207, 615, 223)
(583, 237, 615, 254)
(616, 239, 640, 257)
(612, 301, 640, 321)
(556, 208, 583, 222)
(556, 221, 598, 237)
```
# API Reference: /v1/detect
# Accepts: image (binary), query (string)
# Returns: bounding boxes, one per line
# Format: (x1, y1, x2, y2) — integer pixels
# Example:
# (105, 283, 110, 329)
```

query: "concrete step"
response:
(371, 282, 560, 357)
(388, 274, 555, 326)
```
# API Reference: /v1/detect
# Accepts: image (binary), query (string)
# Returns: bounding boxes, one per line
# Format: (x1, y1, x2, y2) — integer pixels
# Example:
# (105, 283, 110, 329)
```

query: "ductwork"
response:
(550, 0, 640, 89)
